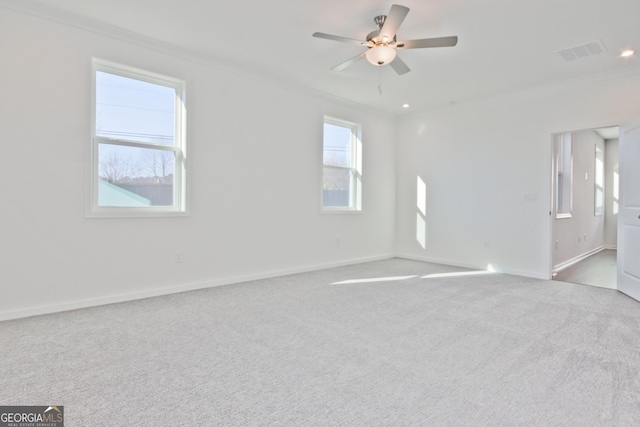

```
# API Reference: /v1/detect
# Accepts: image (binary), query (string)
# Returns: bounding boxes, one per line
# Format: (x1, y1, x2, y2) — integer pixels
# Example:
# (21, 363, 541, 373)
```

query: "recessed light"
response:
(402, 103, 411, 109)
(621, 49, 635, 57)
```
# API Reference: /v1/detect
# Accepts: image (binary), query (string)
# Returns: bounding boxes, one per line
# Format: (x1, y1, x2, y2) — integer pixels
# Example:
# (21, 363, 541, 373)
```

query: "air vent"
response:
(558, 40, 606, 62)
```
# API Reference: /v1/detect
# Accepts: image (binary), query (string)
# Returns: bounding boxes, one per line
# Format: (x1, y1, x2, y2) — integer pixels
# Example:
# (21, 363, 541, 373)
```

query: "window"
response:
(555, 132, 572, 218)
(89, 59, 186, 217)
(322, 117, 362, 212)
(594, 145, 604, 216)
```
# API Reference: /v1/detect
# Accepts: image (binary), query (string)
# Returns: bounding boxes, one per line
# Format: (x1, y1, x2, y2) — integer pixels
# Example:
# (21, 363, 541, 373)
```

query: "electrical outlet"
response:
(175, 252, 184, 263)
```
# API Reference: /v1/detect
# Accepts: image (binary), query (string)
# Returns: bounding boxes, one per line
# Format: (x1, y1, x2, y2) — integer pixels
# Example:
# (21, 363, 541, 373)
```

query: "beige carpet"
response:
(1, 258, 639, 426)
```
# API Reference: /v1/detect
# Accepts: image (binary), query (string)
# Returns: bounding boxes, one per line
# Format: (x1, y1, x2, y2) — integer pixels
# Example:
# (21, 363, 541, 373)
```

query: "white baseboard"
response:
(0, 254, 394, 322)
(553, 246, 608, 273)
(4, 248, 589, 322)
(394, 253, 549, 280)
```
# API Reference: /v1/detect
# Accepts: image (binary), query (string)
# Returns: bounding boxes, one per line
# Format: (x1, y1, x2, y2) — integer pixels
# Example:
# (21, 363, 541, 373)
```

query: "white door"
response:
(618, 116, 640, 301)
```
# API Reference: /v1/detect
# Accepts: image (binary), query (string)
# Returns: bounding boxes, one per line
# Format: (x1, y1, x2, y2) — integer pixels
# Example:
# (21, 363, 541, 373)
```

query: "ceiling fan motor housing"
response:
(366, 30, 380, 42)
(366, 15, 396, 66)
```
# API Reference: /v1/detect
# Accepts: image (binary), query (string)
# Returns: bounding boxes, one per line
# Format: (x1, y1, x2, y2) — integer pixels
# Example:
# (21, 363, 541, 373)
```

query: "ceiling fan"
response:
(313, 4, 458, 75)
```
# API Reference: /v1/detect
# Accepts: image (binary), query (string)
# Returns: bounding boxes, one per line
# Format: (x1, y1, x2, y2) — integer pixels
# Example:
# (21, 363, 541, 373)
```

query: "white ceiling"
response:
(10, 0, 640, 115)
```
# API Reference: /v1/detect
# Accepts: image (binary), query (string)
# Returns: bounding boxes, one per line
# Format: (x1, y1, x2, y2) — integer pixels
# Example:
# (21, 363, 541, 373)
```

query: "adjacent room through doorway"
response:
(551, 126, 619, 290)
(553, 248, 617, 289)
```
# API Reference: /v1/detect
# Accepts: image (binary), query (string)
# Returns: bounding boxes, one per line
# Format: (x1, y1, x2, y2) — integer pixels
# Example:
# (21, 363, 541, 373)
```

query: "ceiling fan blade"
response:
(396, 36, 458, 49)
(331, 51, 367, 71)
(389, 56, 410, 75)
(379, 4, 410, 41)
(313, 32, 366, 45)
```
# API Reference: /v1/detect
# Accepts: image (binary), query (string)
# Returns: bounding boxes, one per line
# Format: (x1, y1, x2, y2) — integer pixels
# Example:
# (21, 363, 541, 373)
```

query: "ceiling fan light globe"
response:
(365, 44, 396, 66)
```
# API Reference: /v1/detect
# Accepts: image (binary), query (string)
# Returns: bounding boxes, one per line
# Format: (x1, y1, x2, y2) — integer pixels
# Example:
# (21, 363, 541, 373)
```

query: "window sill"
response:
(85, 208, 189, 219)
(321, 209, 363, 215)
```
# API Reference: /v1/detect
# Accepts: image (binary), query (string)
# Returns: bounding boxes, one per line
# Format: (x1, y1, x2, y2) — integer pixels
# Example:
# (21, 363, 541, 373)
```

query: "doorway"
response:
(550, 126, 619, 289)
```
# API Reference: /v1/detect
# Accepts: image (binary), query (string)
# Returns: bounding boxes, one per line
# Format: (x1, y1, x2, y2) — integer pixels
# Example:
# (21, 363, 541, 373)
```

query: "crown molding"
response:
(400, 63, 640, 120)
(0, 0, 394, 120)
(6, 0, 635, 122)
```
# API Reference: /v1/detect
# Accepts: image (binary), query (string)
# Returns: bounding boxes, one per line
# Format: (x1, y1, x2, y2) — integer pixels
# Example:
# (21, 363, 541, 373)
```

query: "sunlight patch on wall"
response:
(416, 176, 427, 249)
(417, 176, 427, 215)
(416, 213, 427, 249)
(613, 169, 619, 214)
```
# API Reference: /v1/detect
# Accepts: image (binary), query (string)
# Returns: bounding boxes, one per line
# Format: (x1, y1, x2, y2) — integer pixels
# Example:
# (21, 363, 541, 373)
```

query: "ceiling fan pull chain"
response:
(378, 69, 383, 95)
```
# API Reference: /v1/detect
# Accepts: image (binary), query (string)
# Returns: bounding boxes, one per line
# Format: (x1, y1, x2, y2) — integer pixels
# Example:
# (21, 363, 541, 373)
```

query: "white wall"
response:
(0, 7, 396, 319)
(604, 138, 620, 248)
(395, 72, 640, 279)
(552, 131, 605, 269)
(3, 5, 640, 320)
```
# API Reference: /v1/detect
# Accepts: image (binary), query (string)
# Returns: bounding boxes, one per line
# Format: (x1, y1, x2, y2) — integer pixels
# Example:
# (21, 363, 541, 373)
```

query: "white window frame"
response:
(321, 117, 362, 213)
(87, 59, 187, 218)
(554, 132, 572, 219)
(594, 145, 605, 216)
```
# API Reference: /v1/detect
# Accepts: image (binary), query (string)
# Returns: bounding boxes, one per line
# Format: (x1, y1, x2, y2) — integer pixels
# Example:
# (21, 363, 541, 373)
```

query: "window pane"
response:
(98, 144, 174, 207)
(323, 123, 352, 167)
(323, 167, 352, 207)
(96, 71, 175, 145)
(555, 133, 572, 216)
(595, 146, 604, 216)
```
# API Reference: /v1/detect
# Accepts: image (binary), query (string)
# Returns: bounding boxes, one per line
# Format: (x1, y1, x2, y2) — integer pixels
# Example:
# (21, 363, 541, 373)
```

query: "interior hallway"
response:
(554, 249, 617, 289)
